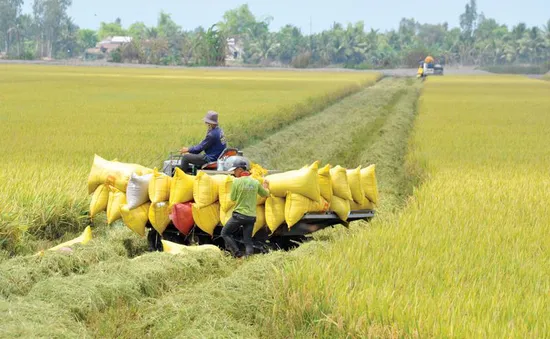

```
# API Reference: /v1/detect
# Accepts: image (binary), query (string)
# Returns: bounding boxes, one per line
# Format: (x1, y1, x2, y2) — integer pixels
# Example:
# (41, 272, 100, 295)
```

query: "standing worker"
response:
(179, 111, 227, 173)
(221, 157, 270, 258)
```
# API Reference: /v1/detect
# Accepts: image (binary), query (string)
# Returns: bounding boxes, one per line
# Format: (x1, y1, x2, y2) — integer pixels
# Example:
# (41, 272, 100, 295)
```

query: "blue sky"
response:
(22, 0, 550, 33)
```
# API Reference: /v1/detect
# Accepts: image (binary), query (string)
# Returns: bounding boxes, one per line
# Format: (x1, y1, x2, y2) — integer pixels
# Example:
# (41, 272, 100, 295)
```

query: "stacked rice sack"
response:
(88, 154, 153, 235)
(119, 166, 196, 237)
(86, 155, 271, 238)
(264, 161, 378, 233)
(87, 154, 378, 238)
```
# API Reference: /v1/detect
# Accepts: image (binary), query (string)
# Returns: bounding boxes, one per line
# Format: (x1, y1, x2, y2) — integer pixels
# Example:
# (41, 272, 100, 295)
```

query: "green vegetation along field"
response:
(0, 65, 380, 254)
(0, 77, 418, 338)
(266, 75, 550, 337)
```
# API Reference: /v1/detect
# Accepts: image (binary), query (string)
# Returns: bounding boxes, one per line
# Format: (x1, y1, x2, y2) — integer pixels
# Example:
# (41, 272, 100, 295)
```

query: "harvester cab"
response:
(162, 148, 243, 176)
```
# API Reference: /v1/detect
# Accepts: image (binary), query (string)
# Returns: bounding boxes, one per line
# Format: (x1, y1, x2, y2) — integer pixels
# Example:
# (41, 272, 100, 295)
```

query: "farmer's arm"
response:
(188, 133, 215, 154)
(258, 180, 269, 197)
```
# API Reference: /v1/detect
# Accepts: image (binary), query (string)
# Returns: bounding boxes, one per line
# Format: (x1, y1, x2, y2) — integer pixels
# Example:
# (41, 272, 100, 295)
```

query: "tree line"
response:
(0, 0, 549, 69)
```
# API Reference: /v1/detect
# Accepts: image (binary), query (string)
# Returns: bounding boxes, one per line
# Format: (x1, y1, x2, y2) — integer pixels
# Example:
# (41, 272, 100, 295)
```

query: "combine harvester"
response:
(417, 55, 444, 78)
(86, 149, 377, 255)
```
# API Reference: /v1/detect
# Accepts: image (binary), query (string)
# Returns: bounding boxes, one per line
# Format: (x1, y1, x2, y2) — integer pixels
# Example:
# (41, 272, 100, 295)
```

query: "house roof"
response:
(111, 36, 132, 43)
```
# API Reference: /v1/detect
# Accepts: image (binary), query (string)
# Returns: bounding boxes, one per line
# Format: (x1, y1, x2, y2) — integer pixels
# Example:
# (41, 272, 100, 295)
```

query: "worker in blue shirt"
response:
(179, 111, 227, 173)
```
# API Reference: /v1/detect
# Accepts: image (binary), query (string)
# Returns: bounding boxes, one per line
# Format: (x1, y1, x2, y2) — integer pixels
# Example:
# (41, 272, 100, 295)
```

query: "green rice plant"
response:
(0, 65, 380, 254)
(265, 75, 550, 337)
(482, 64, 550, 75)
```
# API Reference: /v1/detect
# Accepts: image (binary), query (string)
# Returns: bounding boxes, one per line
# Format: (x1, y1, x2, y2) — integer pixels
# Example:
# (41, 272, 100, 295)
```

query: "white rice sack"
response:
(126, 173, 153, 209)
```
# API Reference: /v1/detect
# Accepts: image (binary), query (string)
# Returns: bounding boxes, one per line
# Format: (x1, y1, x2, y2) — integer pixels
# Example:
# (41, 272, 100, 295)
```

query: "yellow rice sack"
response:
(169, 168, 194, 206)
(120, 202, 150, 237)
(265, 196, 286, 234)
(330, 165, 353, 200)
(265, 162, 320, 202)
(40, 226, 92, 254)
(161, 240, 221, 255)
(347, 166, 365, 205)
(220, 206, 234, 226)
(193, 172, 227, 208)
(192, 202, 220, 236)
(149, 201, 170, 234)
(90, 184, 109, 217)
(253, 205, 267, 237)
(318, 164, 333, 202)
(350, 199, 375, 211)
(219, 175, 236, 212)
(257, 196, 267, 205)
(330, 195, 351, 221)
(285, 193, 330, 228)
(360, 165, 379, 204)
(148, 169, 171, 204)
(87, 154, 151, 194)
(107, 186, 126, 224)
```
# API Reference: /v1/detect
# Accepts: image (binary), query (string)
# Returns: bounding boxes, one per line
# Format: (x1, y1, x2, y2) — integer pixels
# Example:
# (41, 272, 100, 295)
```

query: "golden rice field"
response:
(268, 76, 550, 337)
(0, 65, 380, 254)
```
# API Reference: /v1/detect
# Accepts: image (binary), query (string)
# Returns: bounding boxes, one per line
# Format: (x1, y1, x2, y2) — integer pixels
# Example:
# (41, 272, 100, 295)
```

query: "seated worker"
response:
(179, 111, 227, 173)
(221, 157, 270, 258)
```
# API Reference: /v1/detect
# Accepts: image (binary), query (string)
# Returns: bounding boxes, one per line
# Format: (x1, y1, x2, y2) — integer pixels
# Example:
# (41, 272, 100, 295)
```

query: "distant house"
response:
(85, 36, 133, 60)
(226, 37, 243, 62)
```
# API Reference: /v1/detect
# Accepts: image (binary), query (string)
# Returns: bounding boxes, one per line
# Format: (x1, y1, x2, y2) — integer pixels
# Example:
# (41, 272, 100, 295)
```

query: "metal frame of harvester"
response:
(147, 151, 375, 253)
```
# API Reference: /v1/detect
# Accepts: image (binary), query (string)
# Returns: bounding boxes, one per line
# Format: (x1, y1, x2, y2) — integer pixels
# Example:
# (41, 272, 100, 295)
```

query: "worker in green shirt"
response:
(221, 157, 270, 258)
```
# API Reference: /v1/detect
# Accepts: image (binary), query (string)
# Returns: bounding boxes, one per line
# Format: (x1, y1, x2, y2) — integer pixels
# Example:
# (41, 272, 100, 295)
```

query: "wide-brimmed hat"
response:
(203, 111, 219, 125)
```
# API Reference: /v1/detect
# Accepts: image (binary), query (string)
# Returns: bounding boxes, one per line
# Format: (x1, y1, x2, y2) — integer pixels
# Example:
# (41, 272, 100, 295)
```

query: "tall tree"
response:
(98, 18, 126, 40)
(78, 28, 97, 50)
(276, 25, 305, 64)
(195, 24, 226, 66)
(54, 16, 78, 58)
(13, 13, 34, 58)
(219, 4, 257, 37)
(0, 0, 23, 54)
(157, 11, 182, 63)
(128, 22, 148, 40)
(33, 0, 72, 58)
(460, 0, 478, 41)
(157, 11, 180, 38)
